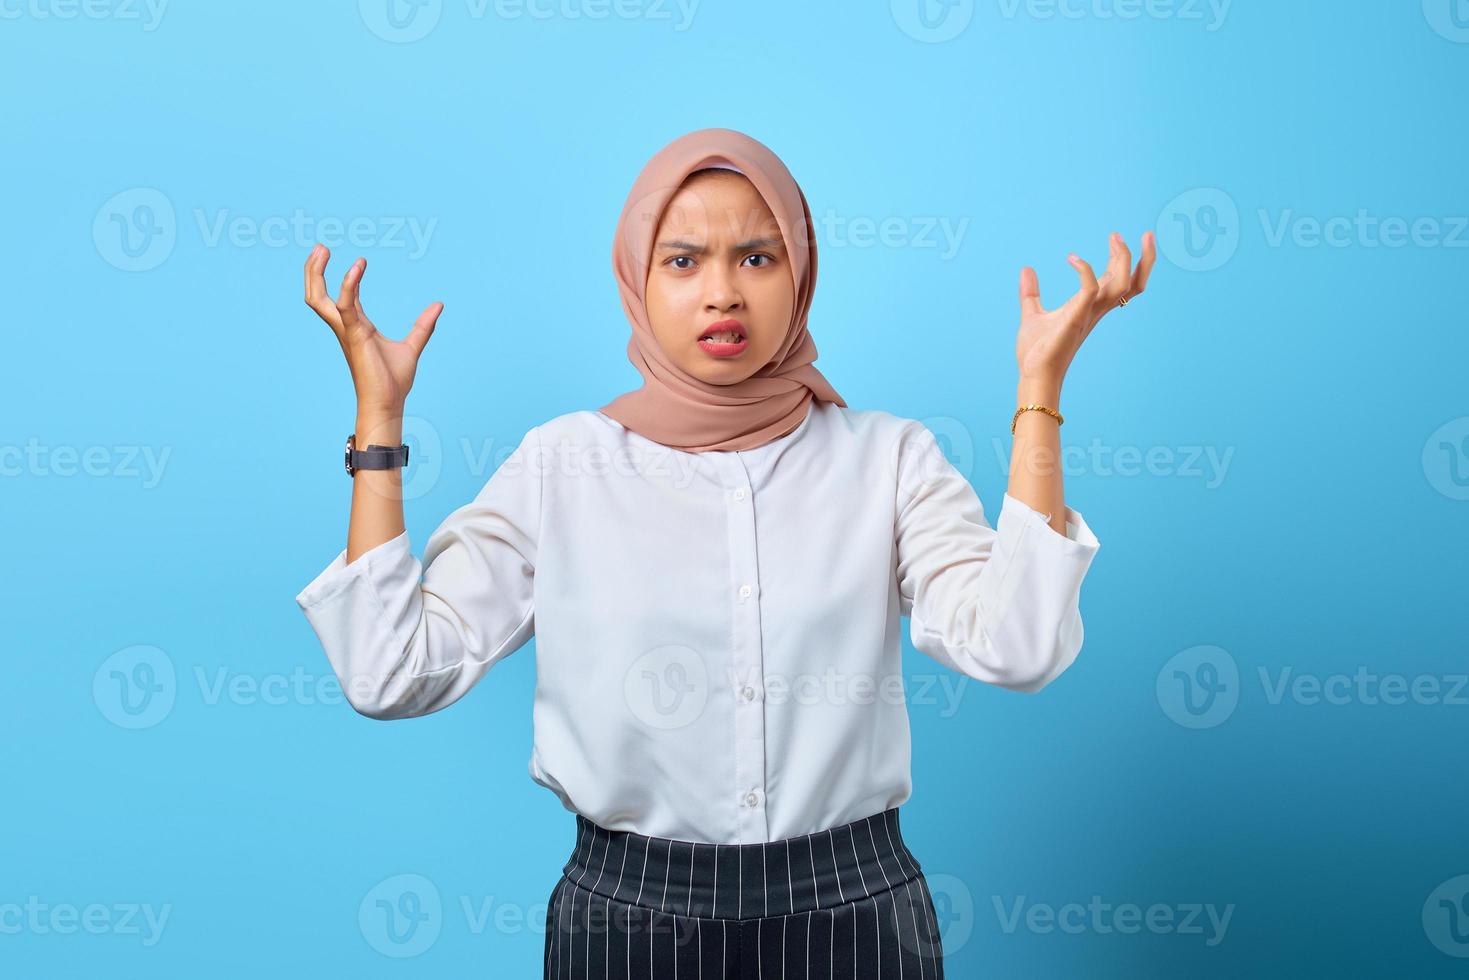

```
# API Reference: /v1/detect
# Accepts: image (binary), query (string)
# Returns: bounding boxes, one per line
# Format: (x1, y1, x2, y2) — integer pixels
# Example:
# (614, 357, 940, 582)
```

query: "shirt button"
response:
(744, 791, 760, 808)
(733, 488, 746, 501)
(738, 584, 752, 599)
(740, 685, 756, 702)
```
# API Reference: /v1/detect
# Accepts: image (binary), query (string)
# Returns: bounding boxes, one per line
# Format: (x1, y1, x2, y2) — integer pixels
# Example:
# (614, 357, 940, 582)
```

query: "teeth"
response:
(704, 331, 742, 344)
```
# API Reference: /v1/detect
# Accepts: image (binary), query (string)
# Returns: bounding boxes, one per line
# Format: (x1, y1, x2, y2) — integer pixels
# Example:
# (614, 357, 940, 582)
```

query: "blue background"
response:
(5, 0, 1467, 976)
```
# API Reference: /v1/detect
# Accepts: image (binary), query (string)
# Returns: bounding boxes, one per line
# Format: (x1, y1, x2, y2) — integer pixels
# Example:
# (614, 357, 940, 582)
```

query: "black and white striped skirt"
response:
(544, 807, 945, 978)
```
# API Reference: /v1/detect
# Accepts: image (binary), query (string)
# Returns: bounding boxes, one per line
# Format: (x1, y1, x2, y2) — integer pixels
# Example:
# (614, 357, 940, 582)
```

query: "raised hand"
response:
(1015, 231, 1156, 386)
(304, 243, 444, 415)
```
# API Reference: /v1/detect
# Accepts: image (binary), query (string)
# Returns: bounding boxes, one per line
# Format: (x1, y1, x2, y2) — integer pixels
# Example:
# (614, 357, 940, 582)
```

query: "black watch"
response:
(345, 433, 410, 475)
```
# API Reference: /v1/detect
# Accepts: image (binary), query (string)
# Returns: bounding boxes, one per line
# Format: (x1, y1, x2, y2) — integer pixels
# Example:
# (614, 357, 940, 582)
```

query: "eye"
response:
(744, 253, 774, 268)
(667, 255, 696, 270)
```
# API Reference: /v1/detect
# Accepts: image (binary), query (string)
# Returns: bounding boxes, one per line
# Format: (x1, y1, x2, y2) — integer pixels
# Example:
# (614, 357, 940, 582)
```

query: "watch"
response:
(344, 433, 410, 475)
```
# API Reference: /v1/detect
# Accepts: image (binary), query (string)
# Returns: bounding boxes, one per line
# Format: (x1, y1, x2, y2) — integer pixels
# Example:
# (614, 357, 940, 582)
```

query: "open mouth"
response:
(697, 319, 749, 357)
(698, 320, 747, 344)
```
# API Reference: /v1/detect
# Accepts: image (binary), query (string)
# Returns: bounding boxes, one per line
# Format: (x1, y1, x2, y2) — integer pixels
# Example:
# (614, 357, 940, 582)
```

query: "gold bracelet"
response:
(1011, 404, 1063, 435)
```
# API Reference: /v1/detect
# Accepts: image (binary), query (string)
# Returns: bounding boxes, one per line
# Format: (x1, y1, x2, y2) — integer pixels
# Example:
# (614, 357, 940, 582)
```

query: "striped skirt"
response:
(544, 807, 945, 979)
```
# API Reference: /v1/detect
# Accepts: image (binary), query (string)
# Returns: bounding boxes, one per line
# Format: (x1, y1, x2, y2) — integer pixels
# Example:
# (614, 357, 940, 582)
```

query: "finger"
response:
(1019, 266, 1044, 316)
(304, 244, 343, 333)
(335, 256, 366, 321)
(1127, 230, 1157, 298)
(1060, 252, 1099, 320)
(1097, 232, 1132, 306)
(403, 302, 444, 358)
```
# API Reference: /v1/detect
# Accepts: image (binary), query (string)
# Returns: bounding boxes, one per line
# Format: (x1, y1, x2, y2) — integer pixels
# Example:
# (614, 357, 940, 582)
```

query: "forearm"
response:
(1006, 375, 1068, 537)
(347, 406, 407, 564)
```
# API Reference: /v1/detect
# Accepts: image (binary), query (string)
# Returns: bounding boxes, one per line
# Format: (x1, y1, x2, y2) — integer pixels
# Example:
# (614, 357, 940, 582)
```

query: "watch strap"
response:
(345, 434, 410, 475)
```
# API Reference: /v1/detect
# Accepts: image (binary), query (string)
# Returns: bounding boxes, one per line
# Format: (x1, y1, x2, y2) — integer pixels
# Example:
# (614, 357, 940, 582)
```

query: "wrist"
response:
(1016, 376, 1062, 406)
(355, 410, 404, 447)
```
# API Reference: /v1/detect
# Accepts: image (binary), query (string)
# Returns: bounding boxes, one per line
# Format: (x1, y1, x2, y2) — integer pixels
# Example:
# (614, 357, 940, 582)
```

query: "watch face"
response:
(344, 435, 355, 475)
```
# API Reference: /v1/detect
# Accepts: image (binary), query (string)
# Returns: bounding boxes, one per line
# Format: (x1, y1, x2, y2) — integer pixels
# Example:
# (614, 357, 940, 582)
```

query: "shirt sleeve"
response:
(294, 425, 542, 719)
(893, 421, 1100, 694)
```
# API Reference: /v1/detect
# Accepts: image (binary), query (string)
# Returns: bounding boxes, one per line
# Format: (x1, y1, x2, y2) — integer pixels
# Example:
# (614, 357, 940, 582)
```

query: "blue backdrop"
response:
(5, 1, 1467, 976)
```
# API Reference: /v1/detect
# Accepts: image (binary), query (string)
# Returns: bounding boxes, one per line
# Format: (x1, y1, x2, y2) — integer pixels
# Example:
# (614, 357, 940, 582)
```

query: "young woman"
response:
(296, 127, 1155, 978)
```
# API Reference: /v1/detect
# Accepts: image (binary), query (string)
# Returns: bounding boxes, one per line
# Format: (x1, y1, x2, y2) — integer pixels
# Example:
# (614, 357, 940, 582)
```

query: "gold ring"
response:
(1119, 294, 1130, 306)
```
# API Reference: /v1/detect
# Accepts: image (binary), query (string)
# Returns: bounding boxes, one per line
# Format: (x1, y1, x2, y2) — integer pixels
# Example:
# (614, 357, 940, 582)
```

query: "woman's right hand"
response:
(304, 243, 443, 416)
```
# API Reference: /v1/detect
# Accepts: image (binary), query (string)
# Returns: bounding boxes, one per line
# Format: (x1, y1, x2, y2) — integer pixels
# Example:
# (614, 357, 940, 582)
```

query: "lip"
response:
(699, 318, 746, 340)
(697, 318, 748, 358)
(697, 336, 749, 357)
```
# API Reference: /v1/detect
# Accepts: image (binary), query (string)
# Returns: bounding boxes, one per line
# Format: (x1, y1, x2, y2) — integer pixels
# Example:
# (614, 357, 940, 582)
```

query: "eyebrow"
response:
(654, 236, 785, 255)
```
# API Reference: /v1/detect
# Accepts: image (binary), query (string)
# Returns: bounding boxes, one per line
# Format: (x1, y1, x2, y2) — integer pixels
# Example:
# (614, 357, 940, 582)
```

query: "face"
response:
(644, 171, 795, 385)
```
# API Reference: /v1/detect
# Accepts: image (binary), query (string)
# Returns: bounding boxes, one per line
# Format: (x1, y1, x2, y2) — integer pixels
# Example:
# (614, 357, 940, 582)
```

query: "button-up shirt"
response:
(295, 399, 1100, 844)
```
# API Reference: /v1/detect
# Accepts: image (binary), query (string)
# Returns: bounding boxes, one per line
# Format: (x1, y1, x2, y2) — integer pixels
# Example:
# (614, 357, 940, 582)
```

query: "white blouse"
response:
(295, 399, 1100, 845)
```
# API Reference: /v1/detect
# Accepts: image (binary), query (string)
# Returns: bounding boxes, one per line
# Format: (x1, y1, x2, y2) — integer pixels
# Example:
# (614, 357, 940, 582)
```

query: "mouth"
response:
(697, 319, 749, 357)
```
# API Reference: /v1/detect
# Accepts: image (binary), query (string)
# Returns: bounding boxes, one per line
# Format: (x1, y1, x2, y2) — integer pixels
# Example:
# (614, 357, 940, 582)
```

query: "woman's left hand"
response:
(1015, 231, 1156, 386)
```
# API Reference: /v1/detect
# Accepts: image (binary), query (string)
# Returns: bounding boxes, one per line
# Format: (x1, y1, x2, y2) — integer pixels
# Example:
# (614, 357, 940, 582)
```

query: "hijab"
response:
(598, 128, 846, 452)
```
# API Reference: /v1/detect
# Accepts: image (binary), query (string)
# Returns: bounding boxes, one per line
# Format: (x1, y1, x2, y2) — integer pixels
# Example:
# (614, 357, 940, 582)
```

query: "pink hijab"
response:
(598, 128, 846, 452)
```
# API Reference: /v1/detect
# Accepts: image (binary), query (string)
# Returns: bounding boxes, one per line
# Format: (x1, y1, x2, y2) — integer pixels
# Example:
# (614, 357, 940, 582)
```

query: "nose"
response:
(702, 260, 743, 314)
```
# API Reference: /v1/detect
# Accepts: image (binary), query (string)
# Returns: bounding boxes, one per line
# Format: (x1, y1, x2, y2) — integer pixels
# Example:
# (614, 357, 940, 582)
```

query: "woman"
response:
(296, 127, 1154, 978)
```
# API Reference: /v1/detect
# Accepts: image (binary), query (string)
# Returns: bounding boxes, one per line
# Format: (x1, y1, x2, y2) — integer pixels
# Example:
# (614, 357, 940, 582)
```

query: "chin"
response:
(691, 363, 750, 385)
